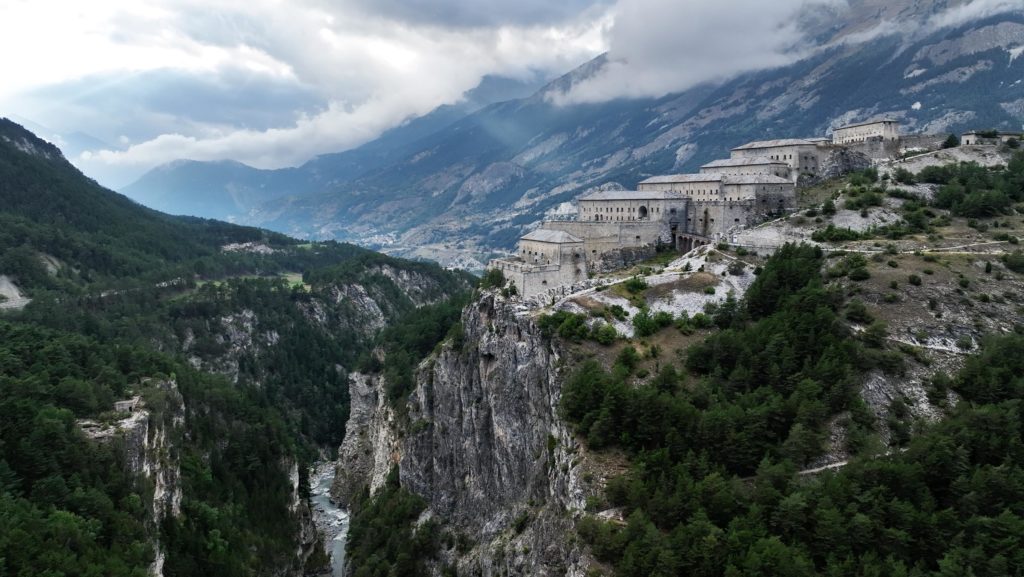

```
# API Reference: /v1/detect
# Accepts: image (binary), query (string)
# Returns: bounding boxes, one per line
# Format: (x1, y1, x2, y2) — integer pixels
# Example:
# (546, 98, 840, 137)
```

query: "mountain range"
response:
(121, 4, 1024, 269)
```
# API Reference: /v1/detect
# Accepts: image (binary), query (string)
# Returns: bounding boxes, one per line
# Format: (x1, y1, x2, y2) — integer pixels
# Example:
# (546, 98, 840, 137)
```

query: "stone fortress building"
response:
(490, 117, 937, 298)
(832, 119, 900, 145)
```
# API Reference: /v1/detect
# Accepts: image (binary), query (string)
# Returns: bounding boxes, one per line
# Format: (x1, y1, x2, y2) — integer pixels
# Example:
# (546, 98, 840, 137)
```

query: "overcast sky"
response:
(0, 0, 1015, 187)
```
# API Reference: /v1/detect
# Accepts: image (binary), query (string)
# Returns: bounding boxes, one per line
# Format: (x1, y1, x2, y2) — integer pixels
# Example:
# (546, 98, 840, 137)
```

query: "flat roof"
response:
(701, 157, 788, 169)
(732, 138, 816, 150)
(963, 130, 1023, 136)
(723, 175, 793, 185)
(578, 189, 680, 201)
(637, 174, 723, 185)
(835, 118, 900, 130)
(520, 229, 583, 244)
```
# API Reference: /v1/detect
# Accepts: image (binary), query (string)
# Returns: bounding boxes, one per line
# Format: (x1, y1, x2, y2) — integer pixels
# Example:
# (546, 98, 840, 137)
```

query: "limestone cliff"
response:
(332, 372, 400, 508)
(334, 292, 601, 576)
(79, 378, 184, 577)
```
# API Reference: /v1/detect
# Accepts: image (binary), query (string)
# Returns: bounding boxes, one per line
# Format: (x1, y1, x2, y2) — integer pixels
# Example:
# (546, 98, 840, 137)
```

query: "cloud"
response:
(339, 0, 613, 28)
(0, 0, 609, 186)
(926, 0, 1024, 30)
(547, 0, 841, 105)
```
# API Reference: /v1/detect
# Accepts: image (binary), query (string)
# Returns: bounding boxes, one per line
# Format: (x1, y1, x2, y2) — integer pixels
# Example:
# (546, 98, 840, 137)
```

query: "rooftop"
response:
(722, 174, 793, 185)
(732, 138, 816, 150)
(578, 189, 681, 201)
(701, 157, 788, 168)
(520, 229, 583, 244)
(638, 174, 723, 185)
(835, 118, 899, 130)
(963, 130, 1023, 136)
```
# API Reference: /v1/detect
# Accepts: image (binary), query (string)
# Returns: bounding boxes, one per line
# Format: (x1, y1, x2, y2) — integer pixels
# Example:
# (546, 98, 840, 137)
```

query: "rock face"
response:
(331, 372, 400, 508)
(78, 379, 184, 577)
(335, 292, 596, 576)
(815, 147, 874, 182)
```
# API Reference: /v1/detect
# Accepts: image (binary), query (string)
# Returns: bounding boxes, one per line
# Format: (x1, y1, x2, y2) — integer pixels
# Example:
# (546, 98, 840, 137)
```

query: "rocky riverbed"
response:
(310, 462, 350, 577)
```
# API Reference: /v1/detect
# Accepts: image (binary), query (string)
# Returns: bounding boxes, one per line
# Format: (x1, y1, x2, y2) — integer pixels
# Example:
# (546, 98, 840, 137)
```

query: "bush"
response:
(479, 268, 505, 290)
(892, 167, 916, 184)
(942, 133, 959, 148)
(908, 274, 922, 286)
(593, 323, 618, 345)
(849, 267, 871, 281)
(623, 275, 648, 294)
(1005, 251, 1024, 274)
(812, 225, 864, 242)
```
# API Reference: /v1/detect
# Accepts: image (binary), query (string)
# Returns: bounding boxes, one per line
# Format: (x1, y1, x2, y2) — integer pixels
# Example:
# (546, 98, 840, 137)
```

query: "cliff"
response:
(78, 378, 185, 577)
(334, 292, 601, 575)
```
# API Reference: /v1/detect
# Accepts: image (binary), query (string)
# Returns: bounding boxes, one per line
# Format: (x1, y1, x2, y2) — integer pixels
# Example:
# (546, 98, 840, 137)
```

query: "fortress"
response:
(490, 118, 915, 297)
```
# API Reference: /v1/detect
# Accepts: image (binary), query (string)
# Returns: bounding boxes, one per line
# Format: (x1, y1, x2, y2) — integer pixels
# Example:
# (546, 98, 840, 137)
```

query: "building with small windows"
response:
(730, 139, 822, 180)
(832, 119, 900, 144)
(961, 130, 1023, 146)
(489, 119, 942, 298)
(700, 157, 792, 179)
(490, 168, 796, 297)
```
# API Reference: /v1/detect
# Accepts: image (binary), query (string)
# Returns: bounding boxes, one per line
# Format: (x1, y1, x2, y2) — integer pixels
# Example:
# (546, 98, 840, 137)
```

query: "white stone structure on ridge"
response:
(491, 118, 926, 298)
(832, 119, 900, 145)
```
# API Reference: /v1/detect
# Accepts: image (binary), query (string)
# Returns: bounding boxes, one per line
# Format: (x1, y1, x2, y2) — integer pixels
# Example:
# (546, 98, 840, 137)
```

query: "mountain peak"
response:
(0, 118, 65, 162)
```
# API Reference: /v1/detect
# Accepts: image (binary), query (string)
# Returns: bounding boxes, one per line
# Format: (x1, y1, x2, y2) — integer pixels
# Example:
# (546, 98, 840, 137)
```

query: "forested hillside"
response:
(0, 120, 473, 575)
(559, 245, 1024, 576)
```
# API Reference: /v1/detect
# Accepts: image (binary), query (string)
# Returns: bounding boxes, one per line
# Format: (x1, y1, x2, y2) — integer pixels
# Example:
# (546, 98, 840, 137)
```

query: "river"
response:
(310, 462, 350, 577)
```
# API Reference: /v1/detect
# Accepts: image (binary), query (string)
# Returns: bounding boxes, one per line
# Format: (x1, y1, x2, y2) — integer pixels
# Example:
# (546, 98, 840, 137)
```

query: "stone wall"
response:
(901, 134, 946, 151)
(543, 220, 666, 261)
(843, 139, 901, 160)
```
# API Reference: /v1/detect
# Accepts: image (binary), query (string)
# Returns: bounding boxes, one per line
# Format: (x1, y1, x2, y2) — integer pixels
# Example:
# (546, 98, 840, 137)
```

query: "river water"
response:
(310, 462, 350, 577)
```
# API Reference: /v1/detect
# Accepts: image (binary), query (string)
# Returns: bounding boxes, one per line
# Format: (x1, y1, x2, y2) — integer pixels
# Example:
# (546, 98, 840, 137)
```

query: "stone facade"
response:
(700, 157, 791, 179)
(495, 230, 589, 298)
(491, 175, 793, 297)
(730, 139, 822, 180)
(961, 131, 1023, 145)
(833, 119, 900, 144)
(491, 122, 945, 298)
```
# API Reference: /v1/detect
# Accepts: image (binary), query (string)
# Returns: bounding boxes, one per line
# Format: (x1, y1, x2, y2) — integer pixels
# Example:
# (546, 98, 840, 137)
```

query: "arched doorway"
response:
(638, 205, 649, 220)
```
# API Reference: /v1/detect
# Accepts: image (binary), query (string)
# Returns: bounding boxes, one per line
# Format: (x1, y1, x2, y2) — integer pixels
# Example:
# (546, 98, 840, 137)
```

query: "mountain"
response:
(121, 74, 548, 222)
(0, 119, 473, 576)
(121, 7, 1024, 268)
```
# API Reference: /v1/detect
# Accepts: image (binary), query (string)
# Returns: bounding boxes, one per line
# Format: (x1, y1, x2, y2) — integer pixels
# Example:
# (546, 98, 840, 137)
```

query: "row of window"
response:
(582, 206, 662, 213)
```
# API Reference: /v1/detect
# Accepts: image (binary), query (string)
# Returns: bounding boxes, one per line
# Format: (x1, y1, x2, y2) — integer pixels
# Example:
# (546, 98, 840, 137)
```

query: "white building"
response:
(730, 139, 821, 180)
(700, 157, 792, 180)
(961, 131, 1023, 146)
(832, 119, 900, 144)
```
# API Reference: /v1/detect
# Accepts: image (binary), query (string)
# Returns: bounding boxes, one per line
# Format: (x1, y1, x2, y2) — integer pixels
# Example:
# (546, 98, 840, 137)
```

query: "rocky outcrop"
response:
(331, 372, 400, 508)
(78, 378, 184, 577)
(591, 245, 658, 273)
(814, 147, 874, 182)
(334, 292, 598, 576)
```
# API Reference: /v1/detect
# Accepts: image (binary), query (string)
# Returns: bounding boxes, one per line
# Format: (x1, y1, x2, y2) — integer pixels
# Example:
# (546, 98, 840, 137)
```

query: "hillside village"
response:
(492, 120, 1022, 297)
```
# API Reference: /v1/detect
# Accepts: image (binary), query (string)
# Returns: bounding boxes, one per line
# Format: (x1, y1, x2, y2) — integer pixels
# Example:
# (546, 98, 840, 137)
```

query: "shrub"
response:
(593, 323, 618, 345)
(812, 225, 864, 242)
(908, 274, 922, 286)
(892, 167, 916, 184)
(849, 267, 871, 281)
(623, 275, 648, 294)
(1005, 251, 1024, 274)
(479, 268, 505, 289)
